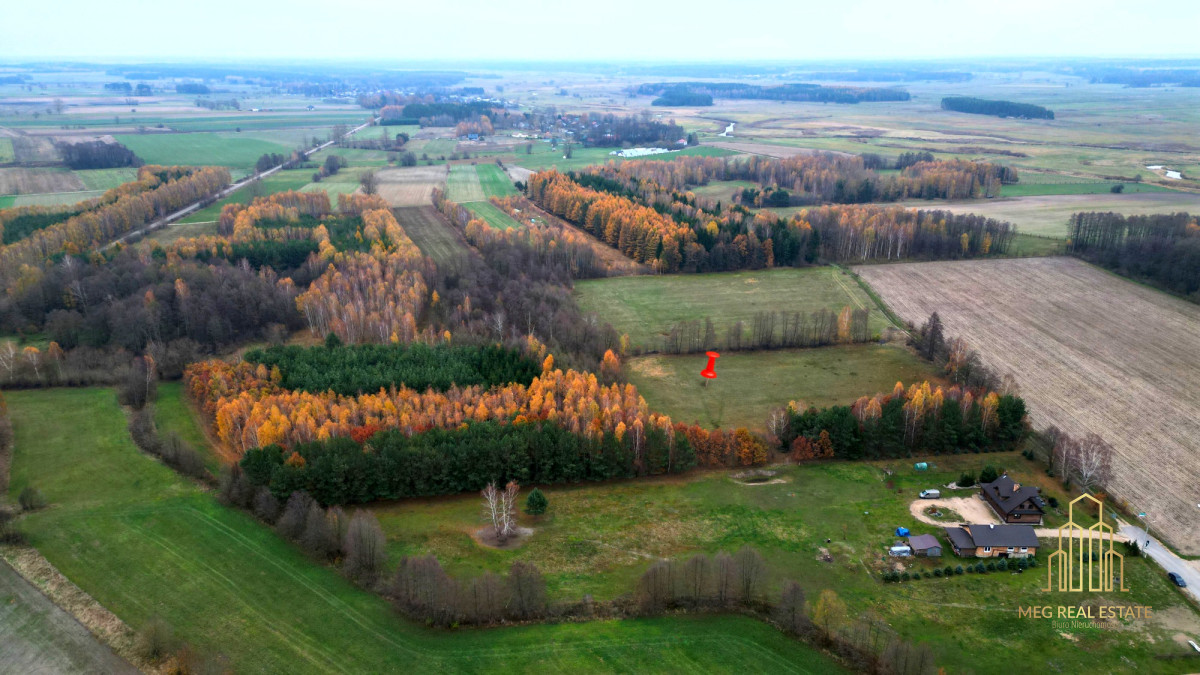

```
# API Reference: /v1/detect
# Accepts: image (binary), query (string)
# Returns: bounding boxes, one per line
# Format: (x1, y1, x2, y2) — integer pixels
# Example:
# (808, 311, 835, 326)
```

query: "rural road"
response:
(104, 116, 376, 248)
(0, 561, 137, 674)
(1118, 521, 1200, 605)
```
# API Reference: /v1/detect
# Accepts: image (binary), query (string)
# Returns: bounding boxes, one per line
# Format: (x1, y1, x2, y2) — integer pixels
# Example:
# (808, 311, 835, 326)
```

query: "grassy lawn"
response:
(0, 195, 15, 209)
(626, 345, 941, 429)
(0, 138, 14, 163)
(477, 163, 518, 198)
(1006, 233, 1065, 257)
(465, 200, 521, 229)
(115, 132, 296, 168)
(4, 388, 844, 674)
(575, 267, 891, 351)
(368, 447, 1200, 673)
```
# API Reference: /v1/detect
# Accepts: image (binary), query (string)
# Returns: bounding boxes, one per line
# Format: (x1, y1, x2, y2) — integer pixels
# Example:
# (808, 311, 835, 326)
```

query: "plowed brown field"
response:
(857, 257, 1200, 554)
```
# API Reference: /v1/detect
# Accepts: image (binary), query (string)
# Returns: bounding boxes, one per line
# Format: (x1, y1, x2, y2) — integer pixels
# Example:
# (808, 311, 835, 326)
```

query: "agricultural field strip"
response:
(856, 257, 1200, 554)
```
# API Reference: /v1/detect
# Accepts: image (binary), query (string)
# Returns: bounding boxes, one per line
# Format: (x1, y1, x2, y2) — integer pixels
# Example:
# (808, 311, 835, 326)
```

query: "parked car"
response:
(919, 489, 941, 499)
(1168, 572, 1188, 588)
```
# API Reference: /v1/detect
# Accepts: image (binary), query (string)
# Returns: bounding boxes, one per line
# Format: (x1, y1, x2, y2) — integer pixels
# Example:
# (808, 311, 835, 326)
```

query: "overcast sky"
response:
(4, 0, 1199, 62)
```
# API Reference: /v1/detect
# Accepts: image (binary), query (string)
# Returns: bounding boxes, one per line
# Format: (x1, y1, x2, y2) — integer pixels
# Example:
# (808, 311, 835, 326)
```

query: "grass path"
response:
(4, 388, 843, 673)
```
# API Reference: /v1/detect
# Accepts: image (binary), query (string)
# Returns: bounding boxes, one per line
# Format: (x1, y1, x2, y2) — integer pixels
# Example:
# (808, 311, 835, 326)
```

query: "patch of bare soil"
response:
(860, 258, 1200, 554)
(731, 469, 787, 486)
(375, 165, 448, 207)
(473, 526, 534, 550)
(909, 496, 998, 526)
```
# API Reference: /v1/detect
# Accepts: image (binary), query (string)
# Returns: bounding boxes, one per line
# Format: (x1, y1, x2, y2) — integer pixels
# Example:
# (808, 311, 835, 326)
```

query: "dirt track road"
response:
(0, 560, 136, 675)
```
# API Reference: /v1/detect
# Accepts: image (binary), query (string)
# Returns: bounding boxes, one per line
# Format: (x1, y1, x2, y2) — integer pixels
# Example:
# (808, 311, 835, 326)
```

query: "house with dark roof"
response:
(907, 533, 942, 557)
(943, 524, 1039, 558)
(979, 474, 1045, 524)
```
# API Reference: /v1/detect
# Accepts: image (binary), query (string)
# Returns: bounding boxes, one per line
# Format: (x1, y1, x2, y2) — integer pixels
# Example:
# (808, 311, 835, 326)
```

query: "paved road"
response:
(1118, 520, 1200, 605)
(105, 117, 376, 248)
(0, 560, 137, 675)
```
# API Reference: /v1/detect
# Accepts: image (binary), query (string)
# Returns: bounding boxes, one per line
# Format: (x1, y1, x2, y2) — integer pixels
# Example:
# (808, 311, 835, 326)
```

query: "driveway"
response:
(909, 495, 999, 526)
(1118, 521, 1200, 606)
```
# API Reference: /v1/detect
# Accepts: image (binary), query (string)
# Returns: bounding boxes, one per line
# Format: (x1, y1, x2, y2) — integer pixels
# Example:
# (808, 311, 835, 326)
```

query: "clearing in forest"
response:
(856, 257, 1200, 555)
(376, 165, 447, 207)
(394, 206, 470, 268)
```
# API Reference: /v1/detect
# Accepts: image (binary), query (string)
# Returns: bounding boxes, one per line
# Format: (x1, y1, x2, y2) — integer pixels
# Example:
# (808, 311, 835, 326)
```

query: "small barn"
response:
(908, 534, 943, 557)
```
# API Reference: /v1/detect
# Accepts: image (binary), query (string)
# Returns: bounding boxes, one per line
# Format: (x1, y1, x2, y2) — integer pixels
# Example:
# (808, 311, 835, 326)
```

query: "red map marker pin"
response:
(700, 351, 720, 380)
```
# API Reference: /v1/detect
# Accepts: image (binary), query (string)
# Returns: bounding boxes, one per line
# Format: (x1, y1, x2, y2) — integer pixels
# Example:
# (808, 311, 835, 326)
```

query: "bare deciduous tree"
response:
(359, 170, 379, 195)
(343, 510, 387, 584)
(734, 546, 766, 602)
(774, 580, 809, 635)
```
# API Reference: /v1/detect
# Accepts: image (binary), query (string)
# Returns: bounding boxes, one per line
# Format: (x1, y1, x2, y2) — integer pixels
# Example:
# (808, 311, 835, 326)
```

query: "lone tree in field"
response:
(343, 510, 388, 584)
(482, 481, 520, 543)
(524, 488, 548, 516)
(359, 170, 379, 195)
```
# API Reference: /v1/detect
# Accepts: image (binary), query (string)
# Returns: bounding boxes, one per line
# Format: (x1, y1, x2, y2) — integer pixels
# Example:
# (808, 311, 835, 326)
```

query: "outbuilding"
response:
(908, 533, 943, 557)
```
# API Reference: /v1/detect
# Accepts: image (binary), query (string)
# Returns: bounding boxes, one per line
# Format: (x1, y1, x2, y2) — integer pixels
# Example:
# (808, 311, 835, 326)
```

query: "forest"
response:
(243, 341, 541, 396)
(940, 96, 1055, 119)
(661, 307, 872, 354)
(527, 168, 1015, 273)
(779, 381, 1027, 460)
(635, 82, 911, 104)
(56, 140, 143, 170)
(239, 420, 695, 505)
(1067, 211, 1200, 299)
(581, 153, 1018, 204)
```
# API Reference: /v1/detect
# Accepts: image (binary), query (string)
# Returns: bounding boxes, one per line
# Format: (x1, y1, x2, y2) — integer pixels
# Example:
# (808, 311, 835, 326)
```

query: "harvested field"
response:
(9, 136, 59, 163)
(394, 206, 470, 269)
(857, 257, 1200, 555)
(376, 165, 446, 207)
(894, 192, 1200, 238)
(0, 167, 84, 195)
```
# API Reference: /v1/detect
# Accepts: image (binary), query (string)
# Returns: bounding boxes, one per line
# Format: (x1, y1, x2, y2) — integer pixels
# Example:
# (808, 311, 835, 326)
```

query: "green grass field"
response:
(464, 200, 522, 229)
(116, 132, 296, 168)
(626, 345, 940, 429)
(477, 164, 518, 198)
(0, 138, 15, 163)
(4, 388, 845, 674)
(0, 195, 16, 209)
(366, 446, 1198, 674)
(74, 168, 140, 191)
(12, 191, 105, 207)
(446, 164, 485, 202)
(153, 381, 220, 473)
(177, 169, 315, 224)
(575, 267, 890, 351)
(1000, 181, 1175, 197)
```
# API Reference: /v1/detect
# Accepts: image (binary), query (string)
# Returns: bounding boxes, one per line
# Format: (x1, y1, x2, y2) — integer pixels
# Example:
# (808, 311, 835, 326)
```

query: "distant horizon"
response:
(5, 0, 1200, 63)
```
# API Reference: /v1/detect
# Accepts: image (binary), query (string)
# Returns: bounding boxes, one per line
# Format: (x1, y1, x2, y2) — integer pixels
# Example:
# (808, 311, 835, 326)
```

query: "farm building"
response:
(980, 474, 1045, 524)
(908, 534, 942, 557)
(944, 524, 1039, 558)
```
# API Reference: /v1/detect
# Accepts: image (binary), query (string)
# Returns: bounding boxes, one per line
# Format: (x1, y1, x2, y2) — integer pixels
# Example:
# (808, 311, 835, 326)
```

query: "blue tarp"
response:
(895, 527, 910, 537)
(914, 462, 929, 471)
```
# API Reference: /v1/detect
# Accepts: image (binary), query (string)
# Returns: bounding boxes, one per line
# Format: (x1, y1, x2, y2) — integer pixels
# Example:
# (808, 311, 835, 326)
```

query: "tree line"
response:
(661, 307, 871, 354)
(238, 420, 695, 506)
(243, 341, 541, 397)
(779, 380, 1027, 461)
(0, 165, 230, 292)
(56, 140, 142, 170)
(635, 82, 911, 104)
(582, 153, 1017, 205)
(941, 96, 1054, 120)
(527, 169, 1015, 273)
(1067, 211, 1200, 300)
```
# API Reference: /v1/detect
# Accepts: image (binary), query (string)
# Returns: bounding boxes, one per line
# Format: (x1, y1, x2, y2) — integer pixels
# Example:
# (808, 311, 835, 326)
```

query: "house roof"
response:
(962, 524, 1040, 548)
(908, 534, 941, 550)
(943, 527, 976, 550)
(981, 474, 1045, 515)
